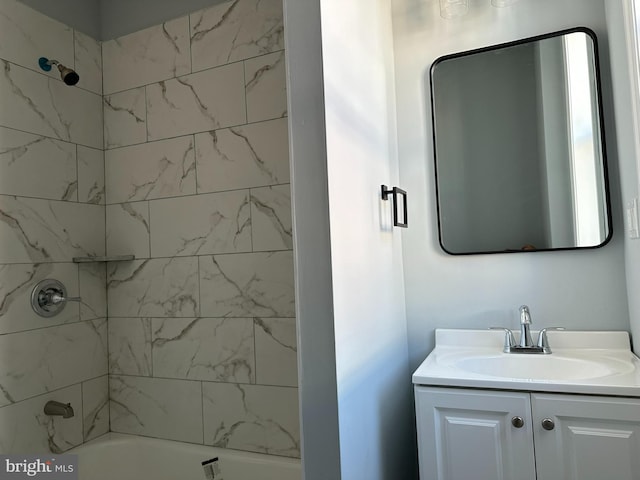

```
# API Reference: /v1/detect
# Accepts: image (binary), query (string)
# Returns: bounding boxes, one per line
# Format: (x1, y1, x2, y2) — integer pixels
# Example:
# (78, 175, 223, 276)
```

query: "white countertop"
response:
(412, 329, 640, 397)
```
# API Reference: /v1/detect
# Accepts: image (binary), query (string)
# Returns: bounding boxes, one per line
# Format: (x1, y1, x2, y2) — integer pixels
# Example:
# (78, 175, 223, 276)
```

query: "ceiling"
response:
(17, 0, 229, 40)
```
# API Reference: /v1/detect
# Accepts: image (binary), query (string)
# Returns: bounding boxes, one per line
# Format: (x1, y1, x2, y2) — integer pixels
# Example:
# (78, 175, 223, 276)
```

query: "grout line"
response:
(196, 255, 202, 318)
(148, 318, 154, 377)
(243, 58, 249, 123)
(147, 200, 152, 258)
(75, 144, 80, 203)
(109, 372, 298, 390)
(188, 12, 194, 76)
(0, 316, 108, 338)
(249, 187, 255, 252)
(101, 48, 286, 97)
(80, 379, 86, 441)
(0, 125, 103, 153)
(105, 182, 291, 206)
(0, 247, 292, 268)
(193, 134, 200, 195)
(144, 85, 149, 142)
(72, 29, 77, 70)
(102, 114, 288, 153)
(0, 373, 109, 412)
(252, 317, 258, 385)
(200, 381, 205, 444)
(107, 315, 295, 320)
(0, 191, 108, 205)
(0, 56, 101, 96)
(76, 253, 82, 321)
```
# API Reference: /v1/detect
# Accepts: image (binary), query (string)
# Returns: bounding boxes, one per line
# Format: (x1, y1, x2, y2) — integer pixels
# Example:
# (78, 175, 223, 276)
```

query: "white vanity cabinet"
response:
(532, 393, 640, 480)
(415, 386, 640, 480)
(415, 387, 536, 480)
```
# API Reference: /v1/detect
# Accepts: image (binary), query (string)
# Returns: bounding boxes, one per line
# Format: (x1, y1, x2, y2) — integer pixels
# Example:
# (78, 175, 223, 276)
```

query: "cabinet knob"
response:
(541, 418, 555, 430)
(511, 416, 524, 428)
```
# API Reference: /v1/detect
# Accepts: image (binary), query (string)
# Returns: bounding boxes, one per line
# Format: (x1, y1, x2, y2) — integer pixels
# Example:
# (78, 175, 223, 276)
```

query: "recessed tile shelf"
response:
(72, 255, 135, 263)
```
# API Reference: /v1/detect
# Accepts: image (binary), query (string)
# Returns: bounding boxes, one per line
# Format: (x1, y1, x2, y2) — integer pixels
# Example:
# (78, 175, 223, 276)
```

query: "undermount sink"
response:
(412, 329, 640, 396)
(450, 353, 634, 381)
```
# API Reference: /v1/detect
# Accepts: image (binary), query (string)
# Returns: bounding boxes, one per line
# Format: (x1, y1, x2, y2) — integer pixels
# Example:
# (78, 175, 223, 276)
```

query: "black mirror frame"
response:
(430, 27, 613, 256)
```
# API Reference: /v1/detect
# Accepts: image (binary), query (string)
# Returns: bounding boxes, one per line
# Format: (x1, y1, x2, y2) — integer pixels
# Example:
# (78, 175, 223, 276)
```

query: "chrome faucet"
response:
(519, 305, 534, 347)
(490, 305, 564, 354)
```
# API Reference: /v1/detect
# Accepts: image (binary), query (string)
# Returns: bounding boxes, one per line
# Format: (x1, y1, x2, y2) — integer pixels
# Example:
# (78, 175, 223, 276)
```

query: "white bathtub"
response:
(68, 433, 301, 480)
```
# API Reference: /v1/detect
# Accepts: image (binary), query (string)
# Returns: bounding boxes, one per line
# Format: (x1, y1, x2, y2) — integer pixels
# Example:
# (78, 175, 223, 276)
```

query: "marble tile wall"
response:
(0, 0, 107, 454)
(103, 0, 299, 459)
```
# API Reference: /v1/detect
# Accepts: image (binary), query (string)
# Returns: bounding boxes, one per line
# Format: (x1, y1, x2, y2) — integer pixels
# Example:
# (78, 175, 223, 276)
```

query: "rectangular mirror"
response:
(431, 28, 612, 255)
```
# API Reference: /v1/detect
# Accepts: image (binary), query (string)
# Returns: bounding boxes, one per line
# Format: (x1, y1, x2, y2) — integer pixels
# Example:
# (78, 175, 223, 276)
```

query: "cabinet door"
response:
(415, 387, 536, 480)
(532, 393, 640, 480)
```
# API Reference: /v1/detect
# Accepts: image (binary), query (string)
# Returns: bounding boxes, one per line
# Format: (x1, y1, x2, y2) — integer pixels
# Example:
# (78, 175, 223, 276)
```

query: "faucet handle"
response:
(490, 327, 515, 352)
(536, 327, 565, 353)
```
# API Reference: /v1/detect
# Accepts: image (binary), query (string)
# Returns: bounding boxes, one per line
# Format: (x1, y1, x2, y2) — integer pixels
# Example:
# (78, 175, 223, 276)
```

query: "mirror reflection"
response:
(431, 28, 611, 255)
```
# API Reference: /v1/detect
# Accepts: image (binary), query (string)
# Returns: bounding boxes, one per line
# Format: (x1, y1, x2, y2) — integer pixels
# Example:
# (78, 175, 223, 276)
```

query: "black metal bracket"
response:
(381, 185, 408, 228)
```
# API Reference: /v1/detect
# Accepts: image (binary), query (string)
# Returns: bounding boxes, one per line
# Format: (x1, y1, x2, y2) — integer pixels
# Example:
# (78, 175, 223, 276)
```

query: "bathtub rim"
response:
(68, 431, 302, 466)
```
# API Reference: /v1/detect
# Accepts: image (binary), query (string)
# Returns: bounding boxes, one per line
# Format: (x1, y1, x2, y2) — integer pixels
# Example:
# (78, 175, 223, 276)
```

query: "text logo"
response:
(0, 456, 77, 480)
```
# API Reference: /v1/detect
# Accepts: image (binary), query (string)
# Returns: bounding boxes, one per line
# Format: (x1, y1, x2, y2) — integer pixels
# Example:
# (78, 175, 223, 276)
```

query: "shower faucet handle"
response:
(46, 291, 81, 305)
(31, 279, 81, 317)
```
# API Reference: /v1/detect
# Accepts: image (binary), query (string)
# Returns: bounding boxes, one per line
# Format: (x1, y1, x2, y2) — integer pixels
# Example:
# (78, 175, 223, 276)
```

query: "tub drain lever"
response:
(202, 457, 223, 480)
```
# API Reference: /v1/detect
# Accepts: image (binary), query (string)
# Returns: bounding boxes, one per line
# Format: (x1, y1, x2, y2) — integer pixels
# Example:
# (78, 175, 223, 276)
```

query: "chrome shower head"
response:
(38, 57, 80, 86)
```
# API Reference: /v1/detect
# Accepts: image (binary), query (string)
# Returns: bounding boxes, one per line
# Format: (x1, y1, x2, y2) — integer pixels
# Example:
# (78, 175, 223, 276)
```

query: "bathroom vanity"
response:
(412, 329, 640, 480)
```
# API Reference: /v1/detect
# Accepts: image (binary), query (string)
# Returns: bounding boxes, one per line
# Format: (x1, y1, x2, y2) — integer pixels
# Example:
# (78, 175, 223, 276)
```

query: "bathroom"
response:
(1, 0, 639, 479)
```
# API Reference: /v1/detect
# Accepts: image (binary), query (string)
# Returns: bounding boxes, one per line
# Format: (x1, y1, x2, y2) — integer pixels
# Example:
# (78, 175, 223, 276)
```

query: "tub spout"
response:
(44, 400, 74, 418)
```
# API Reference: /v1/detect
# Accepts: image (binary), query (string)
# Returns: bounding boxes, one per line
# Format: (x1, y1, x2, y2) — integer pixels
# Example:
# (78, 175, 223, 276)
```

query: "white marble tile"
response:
(251, 185, 292, 251)
(0, 60, 103, 149)
(103, 87, 147, 149)
(109, 318, 152, 376)
(110, 375, 203, 443)
(102, 16, 191, 95)
(203, 383, 299, 457)
(152, 317, 254, 382)
(195, 118, 290, 194)
(0, 319, 107, 407)
(255, 317, 298, 387)
(0, 126, 77, 201)
(0, 195, 105, 263)
(74, 30, 102, 95)
(105, 136, 195, 204)
(0, 384, 83, 454)
(245, 51, 287, 123)
(149, 191, 251, 257)
(0, 0, 74, 80)
(146, 63, 246, 141)
(190, 0, 284, 72)
(82, 375, 109, 442)
(77, 145, 105, 205)
(106, 202, 150, 258)
(107, 257, 199, 317)
(79, 262, 107, 321)
(0, 262, 79, 335)
(199, 251, 295, 317)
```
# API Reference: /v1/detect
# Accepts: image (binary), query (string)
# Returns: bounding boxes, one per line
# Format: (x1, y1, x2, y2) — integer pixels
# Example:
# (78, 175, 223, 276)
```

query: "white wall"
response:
(321, 0, 414, 477)
(605, 0, 640, 352)
(283, 0, 342, 477)
(285, 0, 414, 478)
(392, 0, 630, 369)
